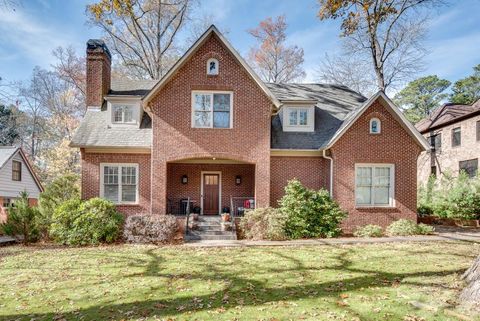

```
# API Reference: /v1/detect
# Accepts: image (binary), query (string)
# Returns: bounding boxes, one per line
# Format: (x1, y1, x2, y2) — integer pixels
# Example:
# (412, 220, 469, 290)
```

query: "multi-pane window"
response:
(452, 127, 461, 147)
(12, 160, 21, 181)
(459, 159, 478, 178)
(288, 108, 309, 126)
(101, 164, 138, 204)
(429, 133, 442, 151)
(112, 105, 134, 123)
(192, 92, 232, 128)
(355, 164, 394, 206)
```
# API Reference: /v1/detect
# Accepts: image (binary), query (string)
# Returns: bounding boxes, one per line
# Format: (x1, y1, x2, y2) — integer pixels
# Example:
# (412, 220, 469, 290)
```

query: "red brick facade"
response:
(148, 33, 272, 214)
(330, 100, 422, 232)
(270, 156, 329, 206)
(79, 31, 423, 232)
(80, 151, 151, 215)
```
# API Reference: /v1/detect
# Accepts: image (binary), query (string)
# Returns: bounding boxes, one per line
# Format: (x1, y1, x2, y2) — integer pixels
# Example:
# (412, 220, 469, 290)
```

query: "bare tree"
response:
(317, 0, 443, 93)
(87, 0, 193, 80)
(316, 53, 377, 96)
(186, 13, 229, 47)
(247, 15, 306, 83)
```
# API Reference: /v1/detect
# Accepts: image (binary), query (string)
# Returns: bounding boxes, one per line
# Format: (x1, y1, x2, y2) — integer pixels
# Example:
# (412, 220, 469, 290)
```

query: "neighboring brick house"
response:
(0, 147, 44, 223)
(70, 26, 428, 233)
(417, 100, 480, 183)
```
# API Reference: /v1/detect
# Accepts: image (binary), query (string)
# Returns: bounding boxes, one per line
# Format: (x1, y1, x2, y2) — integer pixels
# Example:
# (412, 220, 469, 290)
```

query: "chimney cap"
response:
(86, 39, 112, 59)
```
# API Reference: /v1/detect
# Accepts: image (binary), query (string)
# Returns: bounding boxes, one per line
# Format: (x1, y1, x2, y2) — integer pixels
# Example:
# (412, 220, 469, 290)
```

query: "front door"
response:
(203, 173, 220, 215)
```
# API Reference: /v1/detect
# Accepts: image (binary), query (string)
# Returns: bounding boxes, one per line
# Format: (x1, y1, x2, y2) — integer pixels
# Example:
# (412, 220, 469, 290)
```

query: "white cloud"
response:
(0, 8, 73, 69)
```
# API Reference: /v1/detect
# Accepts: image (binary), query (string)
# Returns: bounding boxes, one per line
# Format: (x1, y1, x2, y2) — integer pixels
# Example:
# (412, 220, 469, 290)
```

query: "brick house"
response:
(417, 100, 480, 182)
(0, 147, 44, 223)
(70, 26, 428, 233)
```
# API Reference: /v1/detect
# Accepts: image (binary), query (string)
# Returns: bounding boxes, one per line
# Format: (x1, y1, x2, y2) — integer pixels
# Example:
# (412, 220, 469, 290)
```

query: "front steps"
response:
(185, 215, 237, 241)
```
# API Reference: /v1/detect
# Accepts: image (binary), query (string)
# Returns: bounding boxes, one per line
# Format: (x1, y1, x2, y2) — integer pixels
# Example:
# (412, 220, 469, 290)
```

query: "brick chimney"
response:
(86, 39, 111, 109)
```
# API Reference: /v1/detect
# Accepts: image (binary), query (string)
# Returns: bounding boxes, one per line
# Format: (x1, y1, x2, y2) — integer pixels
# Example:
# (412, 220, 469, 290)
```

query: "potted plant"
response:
(191, 206, 201, 221)
(221, 213, 230, 222)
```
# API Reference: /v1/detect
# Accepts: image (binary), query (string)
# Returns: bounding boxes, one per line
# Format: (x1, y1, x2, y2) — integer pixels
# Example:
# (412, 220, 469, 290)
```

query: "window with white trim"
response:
(206, 58, 219, 75)
(101, 164, 138, 204)
(369, 118, 381, 134)
(355, 164, 394, 207)
(192, 92, 232, 128)
(283, 106, 314, 132)
(112, 105, 134, 123)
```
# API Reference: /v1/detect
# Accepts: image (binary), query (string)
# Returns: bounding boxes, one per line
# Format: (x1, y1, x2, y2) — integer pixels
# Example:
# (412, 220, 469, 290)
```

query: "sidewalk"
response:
(184, 227, 480, 247)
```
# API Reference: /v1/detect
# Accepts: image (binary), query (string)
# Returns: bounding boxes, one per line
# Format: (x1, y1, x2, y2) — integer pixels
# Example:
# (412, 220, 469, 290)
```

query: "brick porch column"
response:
(254, 159, 270, 208)
(151, 159, 167, 214)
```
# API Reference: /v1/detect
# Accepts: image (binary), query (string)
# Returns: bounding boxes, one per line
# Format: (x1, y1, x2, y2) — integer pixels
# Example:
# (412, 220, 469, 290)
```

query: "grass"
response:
(0, 241, 478, 321)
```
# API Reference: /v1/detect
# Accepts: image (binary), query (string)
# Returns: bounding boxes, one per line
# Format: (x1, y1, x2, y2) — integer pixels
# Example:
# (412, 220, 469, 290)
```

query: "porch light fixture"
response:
(181, 175, 188, 185)
(235, 175, 242, 185)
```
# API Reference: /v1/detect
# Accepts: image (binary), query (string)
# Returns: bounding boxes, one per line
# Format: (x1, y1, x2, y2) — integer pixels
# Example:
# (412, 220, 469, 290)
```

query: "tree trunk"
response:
(460, 255, 480, 311)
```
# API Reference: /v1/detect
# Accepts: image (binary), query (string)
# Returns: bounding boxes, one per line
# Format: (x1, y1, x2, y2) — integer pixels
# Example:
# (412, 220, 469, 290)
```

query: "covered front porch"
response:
(166, 159, 256, 216)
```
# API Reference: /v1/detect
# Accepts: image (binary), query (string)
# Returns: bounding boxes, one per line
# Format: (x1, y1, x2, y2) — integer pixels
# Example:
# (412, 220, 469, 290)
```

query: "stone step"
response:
(189, 230, 234, 236)
(185, 234, 237, 241)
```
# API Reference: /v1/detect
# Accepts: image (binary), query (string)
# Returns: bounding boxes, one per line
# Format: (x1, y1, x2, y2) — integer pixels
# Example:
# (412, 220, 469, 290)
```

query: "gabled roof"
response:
(142, 25, 281, 109)
(0, 146, 44, 192)
(416, 101, 480, 133)
(326, 91, 429, 151)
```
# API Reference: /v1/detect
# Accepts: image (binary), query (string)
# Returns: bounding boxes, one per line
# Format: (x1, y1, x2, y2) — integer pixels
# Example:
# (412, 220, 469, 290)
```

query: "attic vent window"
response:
(370, 118, 381, 134)
(207, 58, 219, 75)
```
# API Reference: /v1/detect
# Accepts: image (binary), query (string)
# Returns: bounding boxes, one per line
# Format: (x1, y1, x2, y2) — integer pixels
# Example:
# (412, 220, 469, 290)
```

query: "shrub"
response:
(123, 214, 178, 244)
(37, 174, 80, 238)
(353, 224, 383, 238)
(240, 207, 288, 240)
(386, 219, 435, 236)
(417, 223, 435, 235)
(0, 191, 39, 244)
(279, 179, 347, 239)
(50, 198, 123, 245)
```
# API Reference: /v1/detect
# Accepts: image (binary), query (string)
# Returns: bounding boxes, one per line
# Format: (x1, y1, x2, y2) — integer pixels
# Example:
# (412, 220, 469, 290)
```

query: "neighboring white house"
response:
(0, 146, 43, 222)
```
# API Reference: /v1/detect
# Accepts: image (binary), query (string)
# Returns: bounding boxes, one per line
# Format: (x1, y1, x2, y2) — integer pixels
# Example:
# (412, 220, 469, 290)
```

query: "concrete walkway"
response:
(184, 227, 480, 247)
(0, 236, 16, 246)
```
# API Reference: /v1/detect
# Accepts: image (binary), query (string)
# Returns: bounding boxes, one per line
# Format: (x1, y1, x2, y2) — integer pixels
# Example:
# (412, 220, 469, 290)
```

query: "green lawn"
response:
(0, 241, 478, 321)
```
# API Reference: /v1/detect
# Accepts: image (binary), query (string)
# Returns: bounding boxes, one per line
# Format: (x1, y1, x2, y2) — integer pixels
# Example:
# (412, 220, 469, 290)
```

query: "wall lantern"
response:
(235, 175, 242, 186)
(181, 175, 188, 185)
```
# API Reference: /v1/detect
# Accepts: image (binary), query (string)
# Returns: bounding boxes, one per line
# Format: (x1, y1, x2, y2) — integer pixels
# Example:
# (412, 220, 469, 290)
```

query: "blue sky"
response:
(0, 0, 479, 89)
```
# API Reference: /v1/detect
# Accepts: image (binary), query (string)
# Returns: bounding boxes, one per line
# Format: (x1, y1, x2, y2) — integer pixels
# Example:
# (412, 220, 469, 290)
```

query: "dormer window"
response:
(112, 105, 134, 124)
(207, 58, 219, 75)
(283, 106, 314, 132)
(370, 118, 381, 134)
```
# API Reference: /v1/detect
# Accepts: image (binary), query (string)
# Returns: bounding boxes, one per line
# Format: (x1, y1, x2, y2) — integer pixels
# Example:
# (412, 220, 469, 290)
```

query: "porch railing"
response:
(230, 196, 255, 217)
(184, 197, 191, 235)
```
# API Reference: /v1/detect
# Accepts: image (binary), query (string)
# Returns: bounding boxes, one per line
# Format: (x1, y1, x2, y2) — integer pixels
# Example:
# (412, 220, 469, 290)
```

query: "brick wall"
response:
(270, 156, 329, 206)
(86, 41, 111, 109)
(149, 33, 272, 214)
(166, 163, 255, 214)
(418, 114, 480, 183)
(331, 99, 422, 232)
(81, 151, 151, 215)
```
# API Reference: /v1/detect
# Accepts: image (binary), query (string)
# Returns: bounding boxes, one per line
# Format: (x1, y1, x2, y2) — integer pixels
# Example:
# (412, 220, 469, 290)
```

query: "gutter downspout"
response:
(322, 149, 333, 197)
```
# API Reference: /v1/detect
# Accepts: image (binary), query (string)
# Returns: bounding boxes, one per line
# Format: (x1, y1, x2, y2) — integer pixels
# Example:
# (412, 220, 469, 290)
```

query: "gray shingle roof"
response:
(110, 79, 157, 96)
(70, 110, 152, 148)
(72, 80, 367, 150)
(267, 83, 367, 149)
(0, 146, 18, 170)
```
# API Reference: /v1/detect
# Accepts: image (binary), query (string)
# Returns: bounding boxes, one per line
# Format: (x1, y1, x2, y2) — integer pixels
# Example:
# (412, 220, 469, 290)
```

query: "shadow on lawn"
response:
(0, 246, 468, 321)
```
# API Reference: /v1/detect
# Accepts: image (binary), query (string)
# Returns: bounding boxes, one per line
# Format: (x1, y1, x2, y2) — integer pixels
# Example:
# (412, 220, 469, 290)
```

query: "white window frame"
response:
(111, 104, 137, 124)
(283, 106, 314, 132)
(369, 118, 381, 134)
(206, 58, 219, 75)
(100, 163, 139, 205)
(191, 91, 233, 129)
(355, 163, 395, 208)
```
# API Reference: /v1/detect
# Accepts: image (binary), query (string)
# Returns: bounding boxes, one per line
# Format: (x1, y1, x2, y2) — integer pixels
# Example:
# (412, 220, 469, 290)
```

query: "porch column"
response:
(151, 159, 167, 214)
(254, 159, 270, 208)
